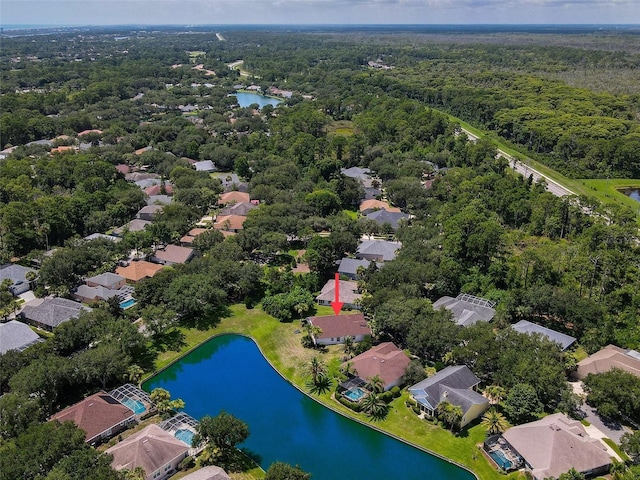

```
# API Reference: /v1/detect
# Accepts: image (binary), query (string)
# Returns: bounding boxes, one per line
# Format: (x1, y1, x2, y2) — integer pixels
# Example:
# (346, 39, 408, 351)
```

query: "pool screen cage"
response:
(337, 376, 367, 394)
(109, 384, 154, 411)
(159, 412, 203, 454)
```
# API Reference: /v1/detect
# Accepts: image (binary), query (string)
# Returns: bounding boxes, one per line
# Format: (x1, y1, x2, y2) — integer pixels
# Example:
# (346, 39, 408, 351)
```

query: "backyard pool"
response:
(489, 450, 512, 470)
(120, 397, 146, 415)
(344, 386, 366, 402)
(175, 428, 195, 447)
(144, 334, 474, 480)
(119, 298, 136, 309)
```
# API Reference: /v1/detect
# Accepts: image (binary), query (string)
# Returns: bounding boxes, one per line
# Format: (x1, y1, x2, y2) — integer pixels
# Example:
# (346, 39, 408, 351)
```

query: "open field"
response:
(145, 304, 521, 480)
(327, 120, 355, 136)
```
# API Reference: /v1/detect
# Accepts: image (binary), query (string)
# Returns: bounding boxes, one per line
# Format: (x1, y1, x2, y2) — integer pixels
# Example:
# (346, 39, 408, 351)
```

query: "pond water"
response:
(619, 188, 640, 202)
(144, 334, 474, 480)
(234, 91, 283, 109)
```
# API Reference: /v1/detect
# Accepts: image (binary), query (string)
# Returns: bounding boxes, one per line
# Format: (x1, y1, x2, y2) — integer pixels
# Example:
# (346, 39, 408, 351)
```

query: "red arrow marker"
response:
(330, 272, 344, 315)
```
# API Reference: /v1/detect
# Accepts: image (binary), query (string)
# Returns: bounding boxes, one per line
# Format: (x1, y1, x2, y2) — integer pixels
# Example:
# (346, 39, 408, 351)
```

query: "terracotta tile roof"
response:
(106, 424, 188, 474)
(218, 191, 250, 205)
(50, 392, 135, 443)
(308, 313, 371, 340)
(180, 228, 208, 245)
(51, 145, 75, 154)
(359, 199, 400, 213)
(345, 342, 410, 388)
(77, 129, 103, 136)
(115, 261, 164, 282)
(213, 215, 246, 231)
(144, 184, 174, 196)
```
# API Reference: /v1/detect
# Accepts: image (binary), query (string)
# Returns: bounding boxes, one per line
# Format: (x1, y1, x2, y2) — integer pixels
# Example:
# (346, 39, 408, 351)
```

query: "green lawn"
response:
(144, 305, 521, 480)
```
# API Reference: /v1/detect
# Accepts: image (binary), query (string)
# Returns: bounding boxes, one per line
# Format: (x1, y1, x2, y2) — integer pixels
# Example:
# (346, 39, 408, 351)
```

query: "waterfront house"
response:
(500, 413, 611, 479)
(408, 365, 489, 428)
(306, 313, 371, 346)
(106, 424, 189, 480)
(50, 392, 136, 445)
(343, 342, 410, 391)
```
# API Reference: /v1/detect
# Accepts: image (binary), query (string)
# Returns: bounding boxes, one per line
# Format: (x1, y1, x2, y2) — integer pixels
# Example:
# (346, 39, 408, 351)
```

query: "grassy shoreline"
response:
(143, 305, 521, 480)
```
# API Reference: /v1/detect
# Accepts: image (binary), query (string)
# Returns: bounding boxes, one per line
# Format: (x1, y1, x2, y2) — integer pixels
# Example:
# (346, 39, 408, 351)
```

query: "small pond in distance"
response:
(144, 335, 474, 480)
(234, 91, 283, 109)
(619, 188, 640, 202)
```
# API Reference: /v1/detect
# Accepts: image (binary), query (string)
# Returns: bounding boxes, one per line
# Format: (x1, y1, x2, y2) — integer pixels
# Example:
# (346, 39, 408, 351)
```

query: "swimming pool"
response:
(120, 397, 146, 415)
(120, 298, 136, 309)
(344, 387, 366, 402)
(489, 450, 512, 470)
(175, 428, 195, 446)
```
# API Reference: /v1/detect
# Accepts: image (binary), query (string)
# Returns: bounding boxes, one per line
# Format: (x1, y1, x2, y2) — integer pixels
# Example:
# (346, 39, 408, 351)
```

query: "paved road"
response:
(460, 128, 575, 198)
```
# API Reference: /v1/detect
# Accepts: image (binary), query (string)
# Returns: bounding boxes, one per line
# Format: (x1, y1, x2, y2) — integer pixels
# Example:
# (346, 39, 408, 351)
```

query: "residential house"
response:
(146, 194, 173, 206)
(20, 297, 89, 331)
(83, 233, 121, 243)
(315, 279, 362, 310)
(575, 344, 640, 380)
(214, 173, 249, 192)
(135, 178, 162, 190)
(116, 260, 164, 284)
(134, 146, 153, 155)
(87, 272, 127, 290)
(106, 424, 189, 480)
(0, 263, 37, 295)
(432, 293, 496, 327)
(218, 191, 250, 205)
(0, 320, 43, 354)
(365, 209, 410, 230)
(219, 201, 257, 217)
(343, 342, 410, 391)
(341, 166, 374, 188)
(180, 466, 230, 480)
(112, 219, 152, 237)
(356, 239, 402, 262)
(337, 257, 383, 280)
(359, 199, 400, 215)
(126, 172, 160, 183)
(307, 313, 371, 346)
(512, 320, 576, 351)
(115, 164, 131, 175)
(180, 228, 208, 246)
(194, 160, 216, 172)
(500, 413, 612, 479)
(78, 129, 103, 137)
(74, 284, 124, 304)
(137, 204, 164, 221)
(409, 365, 489, 428)
(213, 215, 246, 234)
(151, 245, 196, 265)
(50, 392, 136, 445)
(144, 183, 174, 197)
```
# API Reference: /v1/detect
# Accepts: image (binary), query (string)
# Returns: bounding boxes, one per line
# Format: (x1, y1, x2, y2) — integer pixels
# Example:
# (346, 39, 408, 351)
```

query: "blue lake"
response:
(234, 92, 283, 109)
(144, 334, 474, 480)
(620, 188, 640, 203)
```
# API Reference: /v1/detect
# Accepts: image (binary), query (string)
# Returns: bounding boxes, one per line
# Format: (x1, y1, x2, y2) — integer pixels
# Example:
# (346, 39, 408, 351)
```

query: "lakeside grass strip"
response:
(144, 304, 523, 480)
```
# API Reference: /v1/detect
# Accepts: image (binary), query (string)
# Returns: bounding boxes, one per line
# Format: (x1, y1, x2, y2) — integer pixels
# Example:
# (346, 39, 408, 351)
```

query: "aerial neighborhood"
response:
(1, 24, 640, 480)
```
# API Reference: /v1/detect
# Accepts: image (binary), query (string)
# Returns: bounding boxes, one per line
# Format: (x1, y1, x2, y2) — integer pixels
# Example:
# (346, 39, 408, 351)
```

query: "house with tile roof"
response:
(343, 342, 410, 391)
(307, 313, 372, 346)
(356, 239, 402, 262)
(144, 183, 174, 197)
(116, 260, 164, 283)
(359, 199, 400, 215)
(500, 413, 612, 479)
(180, 228, 208, 246)
(512, 320, 576, 351)
(315, 279, 362, 310)
(50, 392, 136, 445)
(20, 297, 90, 331)
(218, 191, 250, 205)
(0, 263, 37, 295)
(408, 365, 489, 427)
(151, 245, 196, 265)
(213, 214, 246, 233)
(106, 424, 189, 480)
(0, 320, 43, 354)
(432, 293, 496, 327)
(575, 344, 640, 380)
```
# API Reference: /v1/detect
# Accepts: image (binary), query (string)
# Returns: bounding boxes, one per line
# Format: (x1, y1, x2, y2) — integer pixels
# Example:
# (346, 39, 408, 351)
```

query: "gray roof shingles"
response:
(409, 365, 486, 412)
(21, 297, 89, 329)
(512, 320, 576, 351)
(0, 320, 43, 354)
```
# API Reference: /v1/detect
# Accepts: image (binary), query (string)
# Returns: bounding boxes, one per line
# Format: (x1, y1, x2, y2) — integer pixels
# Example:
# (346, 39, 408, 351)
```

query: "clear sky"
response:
(2, 0, 639, 27)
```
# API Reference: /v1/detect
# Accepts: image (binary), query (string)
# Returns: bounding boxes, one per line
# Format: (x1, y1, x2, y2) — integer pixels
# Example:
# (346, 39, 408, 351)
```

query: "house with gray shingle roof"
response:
(432, 293, 496, 327)
(74, 284, 124, 304)
(365, 210, 410, 230)
(315, 279, 362, 310)
(219, 201, 257, 217)
(20, 297, 90, 331)
(409, 365, 489, 427)
(137, 204, 164, 221)
(0, 263, 37, 295)
(194, 160, 216, 172)
(511, 320, 576, 351)
(337, 257, 383, 280)
(112, 219, 152, 237)
(356, 239, 402, 262)
(86, 273, 127, 290)
(146, 195, 173, 206)
(83, 233, 121, 243)
(0, 320, 43, 354)
(500, 413, 611, 479)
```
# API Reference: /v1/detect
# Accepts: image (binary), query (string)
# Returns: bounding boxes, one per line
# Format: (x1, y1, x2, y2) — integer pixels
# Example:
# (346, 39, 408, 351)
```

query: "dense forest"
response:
(2, 26, 640, 479)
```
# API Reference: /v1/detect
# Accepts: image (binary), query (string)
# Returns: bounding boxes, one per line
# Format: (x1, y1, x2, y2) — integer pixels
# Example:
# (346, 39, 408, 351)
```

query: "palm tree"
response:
(343, 336, 355, 357)
(484, 385, 507, 405)
(126, 364, 144, 387)
(305, 356, 327, 385)
(367, 374, 384, 394)
(436, 401, 463, 432)
(307, 373, 332, 395)
(481, 408, 509, 435)
(361, 392, 389, 421)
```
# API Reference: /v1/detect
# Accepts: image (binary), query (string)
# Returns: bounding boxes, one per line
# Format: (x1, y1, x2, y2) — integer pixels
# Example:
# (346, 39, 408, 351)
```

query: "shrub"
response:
(178, 456, 195, 471)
